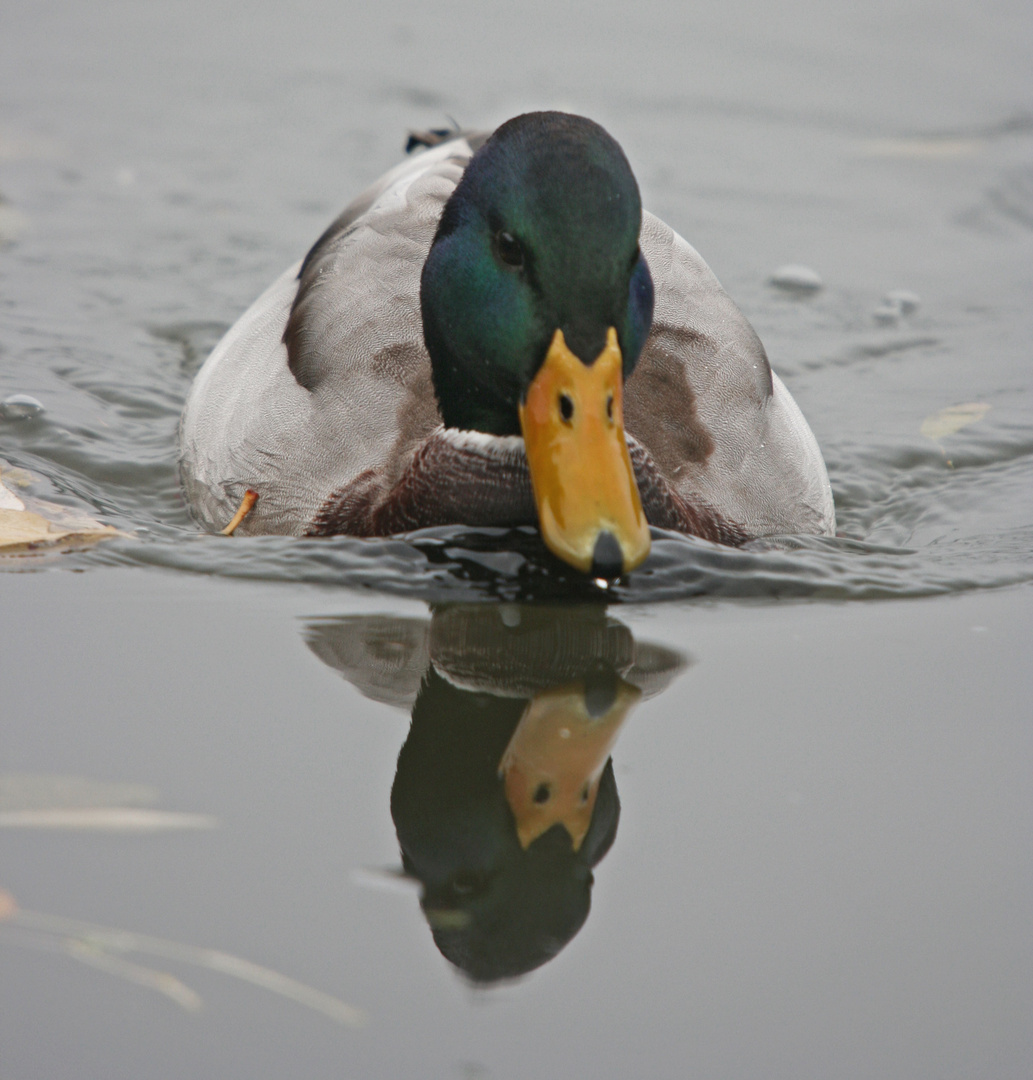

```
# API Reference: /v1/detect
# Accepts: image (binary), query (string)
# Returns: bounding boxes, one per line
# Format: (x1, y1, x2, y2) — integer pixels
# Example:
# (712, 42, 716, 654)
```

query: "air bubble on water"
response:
(885, 289, 920, 314)
(768, 264, 823, 293)
(0, 393, 45, 421)
(872, 289, 921, 325)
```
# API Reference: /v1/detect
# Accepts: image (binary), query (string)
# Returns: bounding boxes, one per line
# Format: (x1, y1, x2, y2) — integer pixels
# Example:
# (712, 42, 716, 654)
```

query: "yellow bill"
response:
(498, 676, 641, 852)
(518, 327, 650, 575)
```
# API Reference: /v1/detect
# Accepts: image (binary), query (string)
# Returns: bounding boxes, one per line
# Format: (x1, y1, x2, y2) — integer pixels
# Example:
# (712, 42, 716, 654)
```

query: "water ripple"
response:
(69, 521, 1033, 605)
(5, 395, 1032, 602)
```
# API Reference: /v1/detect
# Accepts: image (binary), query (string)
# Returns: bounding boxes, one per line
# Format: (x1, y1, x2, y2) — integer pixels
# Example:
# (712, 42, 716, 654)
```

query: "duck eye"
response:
(559, 393, 574, 423)
(495, 230, 524, 268)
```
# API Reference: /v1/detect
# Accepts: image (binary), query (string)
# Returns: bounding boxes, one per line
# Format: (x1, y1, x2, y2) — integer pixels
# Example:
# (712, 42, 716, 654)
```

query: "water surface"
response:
(1, 1, 1031, 1077)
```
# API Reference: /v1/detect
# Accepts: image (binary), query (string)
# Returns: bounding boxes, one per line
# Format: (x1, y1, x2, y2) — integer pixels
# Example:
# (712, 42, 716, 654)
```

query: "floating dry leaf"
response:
(0, 464, 126, 555)
(0, 129, 63, 161)
(0, 466, 36, 488)
(858, 138, 981, 160)
(0, 888, 17, 921)
(920, 402, 991, 442)
(0, 506, 123, 554)
(0, 484, 25, 511)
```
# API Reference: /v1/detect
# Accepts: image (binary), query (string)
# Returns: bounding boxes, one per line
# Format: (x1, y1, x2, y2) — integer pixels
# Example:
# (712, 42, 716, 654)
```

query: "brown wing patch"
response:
(370, 341, 430, 386)
(624, 324, 715, 479)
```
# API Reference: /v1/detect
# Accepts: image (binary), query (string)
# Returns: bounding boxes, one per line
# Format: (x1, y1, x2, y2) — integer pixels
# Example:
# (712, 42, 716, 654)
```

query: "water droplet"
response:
(885, 289, 920, 314)
(769, 264, 823, 293)
(0, 394, 45, 421)
(873, 288, 921, 324)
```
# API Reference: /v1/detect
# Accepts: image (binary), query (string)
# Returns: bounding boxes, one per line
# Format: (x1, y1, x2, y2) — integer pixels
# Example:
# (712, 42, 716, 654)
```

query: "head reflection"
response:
(304, 604, 686, 984)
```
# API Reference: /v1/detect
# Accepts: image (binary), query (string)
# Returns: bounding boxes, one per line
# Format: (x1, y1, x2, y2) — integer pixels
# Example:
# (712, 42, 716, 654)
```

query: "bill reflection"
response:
(304, 604, 686, 983)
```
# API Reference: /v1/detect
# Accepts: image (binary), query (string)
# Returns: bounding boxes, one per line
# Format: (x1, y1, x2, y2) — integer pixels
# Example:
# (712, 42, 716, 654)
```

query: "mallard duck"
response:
(179, 111, 834, 576)
(306, 603, 685, 982)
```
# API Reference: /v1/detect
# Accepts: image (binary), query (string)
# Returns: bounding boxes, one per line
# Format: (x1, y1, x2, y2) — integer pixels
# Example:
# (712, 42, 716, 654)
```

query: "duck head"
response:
(420, 112, 655, 576)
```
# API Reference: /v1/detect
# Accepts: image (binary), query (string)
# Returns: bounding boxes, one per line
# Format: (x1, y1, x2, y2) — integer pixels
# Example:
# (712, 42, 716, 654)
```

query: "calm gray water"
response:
(1, 1, 1031, 1077)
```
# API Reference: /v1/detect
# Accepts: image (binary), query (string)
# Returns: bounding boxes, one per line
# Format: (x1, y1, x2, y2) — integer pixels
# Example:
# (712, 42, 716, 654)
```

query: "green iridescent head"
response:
(420, 111, 655, 436)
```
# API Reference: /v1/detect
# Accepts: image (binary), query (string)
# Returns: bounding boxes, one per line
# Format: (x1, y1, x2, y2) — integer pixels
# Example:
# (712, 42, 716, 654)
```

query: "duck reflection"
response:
(303, 604, 686, 983)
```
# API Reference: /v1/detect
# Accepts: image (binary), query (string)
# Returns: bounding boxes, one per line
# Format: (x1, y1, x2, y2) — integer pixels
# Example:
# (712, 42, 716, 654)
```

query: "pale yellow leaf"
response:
(858, 138, 981, 160)
(0, 888, 17, 921)
(0, 466, 37, 488)
(0, 506, 122, 554)
(0, 461, 127, 554)
(0, 481, 25, 511)
(920, 402, 990, 442)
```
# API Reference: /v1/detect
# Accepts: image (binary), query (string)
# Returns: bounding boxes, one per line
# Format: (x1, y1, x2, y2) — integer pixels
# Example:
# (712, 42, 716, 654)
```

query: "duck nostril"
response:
(606, 394, 613, 421)
(558, 393, 574, 422)
(590, 530, 623, 578)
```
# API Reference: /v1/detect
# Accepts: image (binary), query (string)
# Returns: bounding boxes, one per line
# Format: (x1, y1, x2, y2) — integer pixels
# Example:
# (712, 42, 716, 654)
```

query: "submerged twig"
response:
(66, 939, 204, 1012)
(1, 901, 366, 1027)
